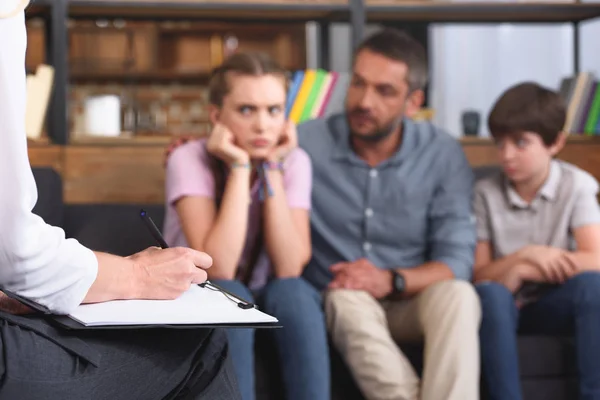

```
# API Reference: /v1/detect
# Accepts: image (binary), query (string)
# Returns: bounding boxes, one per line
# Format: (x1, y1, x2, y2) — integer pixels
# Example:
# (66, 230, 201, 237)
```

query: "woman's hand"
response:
(206, 123, 249, 165)
(268, 120, 298, 162)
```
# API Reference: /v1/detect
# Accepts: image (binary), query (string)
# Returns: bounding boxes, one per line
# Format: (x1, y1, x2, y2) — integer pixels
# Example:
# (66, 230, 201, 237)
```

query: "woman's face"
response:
(215, 73, 287, 160)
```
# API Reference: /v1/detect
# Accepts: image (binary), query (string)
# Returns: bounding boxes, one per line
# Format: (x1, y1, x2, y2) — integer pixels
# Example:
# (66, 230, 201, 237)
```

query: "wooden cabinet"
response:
(25, 19, 46, 71)
(27, 138, 600, 205)
(69, 21, 159, 76)
(65, 20, 306, 82)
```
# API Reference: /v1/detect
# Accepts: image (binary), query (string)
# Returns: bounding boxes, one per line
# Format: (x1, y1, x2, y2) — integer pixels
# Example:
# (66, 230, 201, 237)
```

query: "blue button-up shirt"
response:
(298, 113, 476, 291)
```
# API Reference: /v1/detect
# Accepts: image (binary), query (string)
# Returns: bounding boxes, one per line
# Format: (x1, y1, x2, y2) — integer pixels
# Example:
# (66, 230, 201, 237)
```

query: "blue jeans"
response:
(477, 272, 600, 400)
(212, 277, 330, 400)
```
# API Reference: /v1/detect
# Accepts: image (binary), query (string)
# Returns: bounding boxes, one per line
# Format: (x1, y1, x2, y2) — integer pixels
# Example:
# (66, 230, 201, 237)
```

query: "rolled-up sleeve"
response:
(427, 141, 476, 281)
(0, 11, 98, 314)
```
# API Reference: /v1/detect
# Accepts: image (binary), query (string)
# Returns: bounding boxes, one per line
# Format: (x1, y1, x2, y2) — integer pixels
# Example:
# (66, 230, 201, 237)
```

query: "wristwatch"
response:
(390, 270, 406, 294)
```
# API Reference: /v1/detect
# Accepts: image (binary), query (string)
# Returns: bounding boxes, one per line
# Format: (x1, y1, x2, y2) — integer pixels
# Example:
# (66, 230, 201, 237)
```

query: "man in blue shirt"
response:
(298, 28, 480, 400)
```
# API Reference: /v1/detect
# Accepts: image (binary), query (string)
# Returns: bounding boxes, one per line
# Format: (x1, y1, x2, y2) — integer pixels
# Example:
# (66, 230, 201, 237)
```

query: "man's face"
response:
(345, 49, 420, 141)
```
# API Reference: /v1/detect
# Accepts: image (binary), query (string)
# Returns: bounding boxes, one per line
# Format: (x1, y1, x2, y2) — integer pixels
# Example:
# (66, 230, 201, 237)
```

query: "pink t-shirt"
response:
(163, 139, 312, 291)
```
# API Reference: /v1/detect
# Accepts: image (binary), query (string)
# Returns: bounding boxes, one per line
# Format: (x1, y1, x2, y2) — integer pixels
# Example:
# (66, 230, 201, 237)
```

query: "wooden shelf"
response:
(27, 137, 52, 147)
(365, 2, 600, 23)
(67, 1, 350, 22)
(25, 0, 53, 18)
(69, 135, 181, 146)
(460, 135, 600, 144)
(70, 69, 211, 83)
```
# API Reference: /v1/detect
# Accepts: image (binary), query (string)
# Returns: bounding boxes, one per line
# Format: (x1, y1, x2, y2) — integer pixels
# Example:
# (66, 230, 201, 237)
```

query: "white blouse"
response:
(0, 9, 98, 314)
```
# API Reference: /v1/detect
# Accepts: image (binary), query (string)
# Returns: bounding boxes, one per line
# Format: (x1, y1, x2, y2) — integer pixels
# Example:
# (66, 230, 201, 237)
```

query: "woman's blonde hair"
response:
(0, 0, 30, 19)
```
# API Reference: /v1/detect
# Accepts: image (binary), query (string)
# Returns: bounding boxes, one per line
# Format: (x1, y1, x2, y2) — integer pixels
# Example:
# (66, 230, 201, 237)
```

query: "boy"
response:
(473, 82, 600, 400)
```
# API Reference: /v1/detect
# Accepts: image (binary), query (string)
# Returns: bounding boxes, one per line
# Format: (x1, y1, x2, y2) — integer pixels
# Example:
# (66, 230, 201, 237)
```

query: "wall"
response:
(429, 3, 600, 137)
(307, 13, 600, 139)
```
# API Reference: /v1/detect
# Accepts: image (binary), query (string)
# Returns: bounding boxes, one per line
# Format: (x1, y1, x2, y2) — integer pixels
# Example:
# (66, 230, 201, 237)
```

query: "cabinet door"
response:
(69, 21, 157, 73)
(26, 20, 46, 71)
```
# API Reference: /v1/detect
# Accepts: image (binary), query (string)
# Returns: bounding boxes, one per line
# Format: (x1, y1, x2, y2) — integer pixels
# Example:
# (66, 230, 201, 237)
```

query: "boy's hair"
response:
(488, 82, 566, 146)
(354, 28, 428, 92)
(208, 52, 289, 107)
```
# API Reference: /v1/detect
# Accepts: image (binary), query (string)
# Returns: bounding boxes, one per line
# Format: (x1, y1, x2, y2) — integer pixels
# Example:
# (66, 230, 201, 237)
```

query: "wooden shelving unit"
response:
(459, 135, 600, 145)
(24, 0, 358, 145)
(22, 1, 600, 204)
(364, 1, 600, 23)
(67, 0, 350, 21)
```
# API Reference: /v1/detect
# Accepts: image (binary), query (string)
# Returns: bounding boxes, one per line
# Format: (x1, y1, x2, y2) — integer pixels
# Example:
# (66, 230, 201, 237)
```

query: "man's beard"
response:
(347, 112, 401, 143)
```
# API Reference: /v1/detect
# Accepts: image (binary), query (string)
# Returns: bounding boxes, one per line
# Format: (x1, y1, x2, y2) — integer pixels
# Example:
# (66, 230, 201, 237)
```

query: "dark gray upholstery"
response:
(63, 204, 165, 256)
(31, 167, 64, 228)
(29, 166, 578, 400)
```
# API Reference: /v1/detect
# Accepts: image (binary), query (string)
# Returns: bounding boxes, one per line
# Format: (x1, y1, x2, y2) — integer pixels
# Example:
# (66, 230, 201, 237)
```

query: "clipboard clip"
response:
(198, 281, 257, 310)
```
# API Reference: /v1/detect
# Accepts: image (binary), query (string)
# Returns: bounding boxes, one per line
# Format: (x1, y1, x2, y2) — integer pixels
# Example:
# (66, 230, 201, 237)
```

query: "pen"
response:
(138, 209, 256, 309)
(140, 209, 169, 249)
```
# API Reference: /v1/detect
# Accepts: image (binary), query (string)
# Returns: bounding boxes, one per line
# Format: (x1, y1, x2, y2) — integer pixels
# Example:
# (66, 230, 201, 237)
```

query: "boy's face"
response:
(495, 131, 564, 184)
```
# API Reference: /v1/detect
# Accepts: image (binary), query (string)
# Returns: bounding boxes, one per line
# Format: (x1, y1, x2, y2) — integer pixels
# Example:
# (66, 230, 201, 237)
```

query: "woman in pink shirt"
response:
(163, 53, 330, 400)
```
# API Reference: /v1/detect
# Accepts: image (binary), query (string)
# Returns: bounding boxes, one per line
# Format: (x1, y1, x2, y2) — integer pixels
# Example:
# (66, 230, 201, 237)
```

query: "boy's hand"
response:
(497, 264, 526, 293)
(497, 262, 543, 293)
(518, 245, 578, 283)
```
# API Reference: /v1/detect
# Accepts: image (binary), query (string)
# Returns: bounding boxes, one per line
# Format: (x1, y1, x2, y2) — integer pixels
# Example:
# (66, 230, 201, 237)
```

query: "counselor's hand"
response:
(128, 247, 212, 300)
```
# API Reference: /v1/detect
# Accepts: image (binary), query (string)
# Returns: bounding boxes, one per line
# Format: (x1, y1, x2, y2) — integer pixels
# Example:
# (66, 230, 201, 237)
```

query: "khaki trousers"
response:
(325, 280, 481, 400)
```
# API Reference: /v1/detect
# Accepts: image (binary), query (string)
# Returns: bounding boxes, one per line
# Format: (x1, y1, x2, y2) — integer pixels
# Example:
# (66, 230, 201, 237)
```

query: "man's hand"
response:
(128, 247, 212, 300)
(518, 245, 578, 283)
(268, 120, 298, 162)
(164, 135, 196, 166)
(0, 292, 34, 315)
(328, 258, 393, 299)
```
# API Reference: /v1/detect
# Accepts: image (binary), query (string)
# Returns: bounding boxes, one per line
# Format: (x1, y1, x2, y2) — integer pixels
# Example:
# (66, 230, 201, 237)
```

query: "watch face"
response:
(393, 273, 405, 292)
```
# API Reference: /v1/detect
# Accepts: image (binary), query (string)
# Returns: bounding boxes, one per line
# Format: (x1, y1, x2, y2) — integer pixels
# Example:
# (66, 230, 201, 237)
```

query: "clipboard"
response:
(1, 284, 281, 331)
(0, 209, 282, 331)
(49, 316, 281, 331)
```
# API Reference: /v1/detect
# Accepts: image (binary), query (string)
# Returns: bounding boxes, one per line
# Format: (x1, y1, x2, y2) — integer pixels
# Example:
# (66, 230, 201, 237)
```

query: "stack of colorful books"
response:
(285, 69, 350, 123)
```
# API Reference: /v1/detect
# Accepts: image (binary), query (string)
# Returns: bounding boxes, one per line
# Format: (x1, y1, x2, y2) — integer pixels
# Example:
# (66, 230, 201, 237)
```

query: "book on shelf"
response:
(285, 69, 350, 123)
(285, 68, 435, 125)
(559, 71, 600, 135)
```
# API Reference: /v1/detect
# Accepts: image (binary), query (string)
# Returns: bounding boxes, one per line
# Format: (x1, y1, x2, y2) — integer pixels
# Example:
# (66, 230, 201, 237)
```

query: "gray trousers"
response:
(0, 311, 241, 400)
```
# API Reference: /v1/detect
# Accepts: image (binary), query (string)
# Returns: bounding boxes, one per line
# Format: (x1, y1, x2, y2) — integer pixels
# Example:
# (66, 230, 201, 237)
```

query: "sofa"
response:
(30, 166, 577, 400)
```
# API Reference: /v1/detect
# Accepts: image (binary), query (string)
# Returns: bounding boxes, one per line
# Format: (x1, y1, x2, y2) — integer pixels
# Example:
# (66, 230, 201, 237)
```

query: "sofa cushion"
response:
(31, 167, 64, 228)
(517, 336, 576, 378)
(64, 204, 165, 256)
